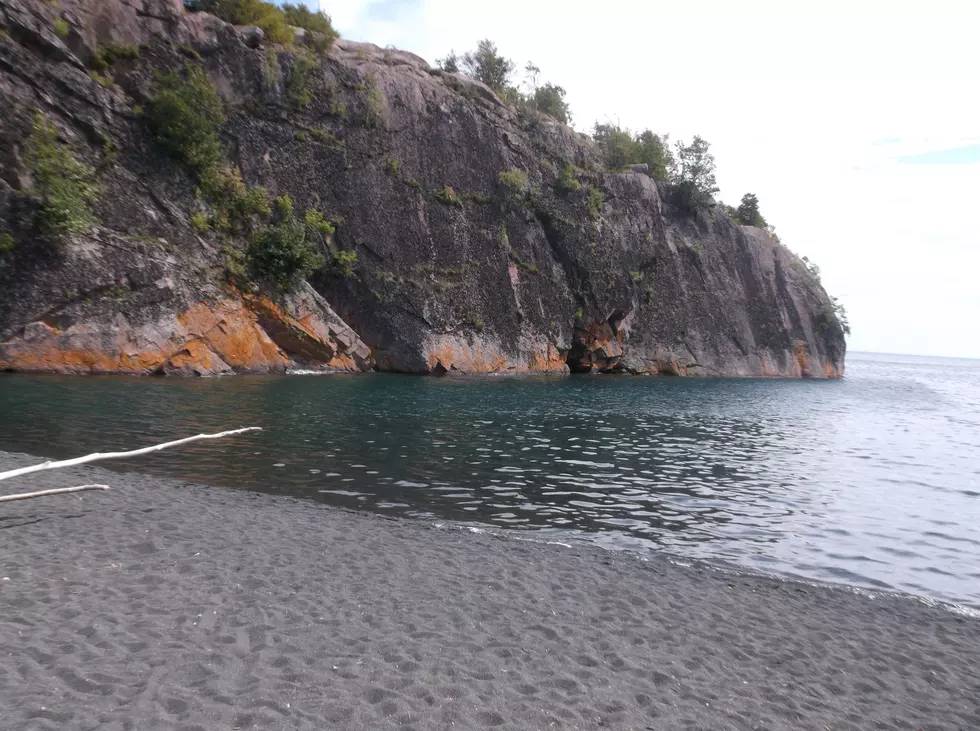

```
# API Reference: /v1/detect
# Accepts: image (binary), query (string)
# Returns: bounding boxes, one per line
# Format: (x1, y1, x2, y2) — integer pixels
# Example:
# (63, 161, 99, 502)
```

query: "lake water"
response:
(1, 352, 978, 607)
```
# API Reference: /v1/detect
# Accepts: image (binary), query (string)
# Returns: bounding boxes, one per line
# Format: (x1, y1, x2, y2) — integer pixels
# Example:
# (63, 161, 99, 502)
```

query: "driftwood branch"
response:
(0, 484, 110, 503)
(0, 427, 262, 483)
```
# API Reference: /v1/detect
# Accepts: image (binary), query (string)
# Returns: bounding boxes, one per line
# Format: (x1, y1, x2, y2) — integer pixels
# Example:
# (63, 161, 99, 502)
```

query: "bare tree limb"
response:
(0, 427, 262, 483)
(0, 484, 110, 503)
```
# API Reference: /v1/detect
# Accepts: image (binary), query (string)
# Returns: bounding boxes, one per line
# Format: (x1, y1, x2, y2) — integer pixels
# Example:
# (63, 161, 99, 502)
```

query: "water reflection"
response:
(1, 352, 979, 606)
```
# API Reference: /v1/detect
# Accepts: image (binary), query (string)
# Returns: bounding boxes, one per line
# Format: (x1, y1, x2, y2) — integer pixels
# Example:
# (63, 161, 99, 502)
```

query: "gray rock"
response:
(0, 0, 845, 378)
(236, 25, 263, 49)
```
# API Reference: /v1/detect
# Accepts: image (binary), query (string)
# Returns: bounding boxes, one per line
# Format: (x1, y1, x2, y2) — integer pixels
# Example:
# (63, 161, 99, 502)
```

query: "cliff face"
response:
(0, 0, 846, 377)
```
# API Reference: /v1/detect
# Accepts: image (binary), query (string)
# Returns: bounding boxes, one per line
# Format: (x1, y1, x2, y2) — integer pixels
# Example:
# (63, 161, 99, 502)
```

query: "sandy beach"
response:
(0, 450, 977, 731)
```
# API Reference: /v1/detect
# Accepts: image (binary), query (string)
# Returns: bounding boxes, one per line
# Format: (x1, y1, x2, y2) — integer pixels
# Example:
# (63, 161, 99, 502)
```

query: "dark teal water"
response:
(1, 352, 978, 606)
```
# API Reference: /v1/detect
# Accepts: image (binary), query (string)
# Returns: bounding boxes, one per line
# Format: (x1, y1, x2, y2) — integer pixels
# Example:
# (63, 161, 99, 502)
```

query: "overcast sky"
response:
(311, 0, 979, 359)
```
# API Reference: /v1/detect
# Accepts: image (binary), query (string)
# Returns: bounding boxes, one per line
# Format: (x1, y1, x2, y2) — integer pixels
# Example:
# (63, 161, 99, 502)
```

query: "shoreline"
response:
(1, 450, 978, 730)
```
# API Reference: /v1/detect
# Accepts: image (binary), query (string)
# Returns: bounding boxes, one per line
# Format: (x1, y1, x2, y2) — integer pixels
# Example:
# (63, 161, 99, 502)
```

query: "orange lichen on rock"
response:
(426, 339, 509, 374)
(177, 301, 287, 371)
(163, 340, 233, 376)
(424, 335, 567, 374)
(0, 341, 169, 374)
(794, 341, 812, 378)
(526, 344, 568, 373)
(823, 359, 843, 378)
(0, 288, 379, 376)
(243, 291, 372, 371)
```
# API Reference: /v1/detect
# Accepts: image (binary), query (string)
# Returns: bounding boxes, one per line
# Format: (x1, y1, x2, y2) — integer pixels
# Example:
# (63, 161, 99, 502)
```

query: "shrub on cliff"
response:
(147, 66, 225, 177)
(830, 296, 851, 336)
(735, 193, 767, 228)
(636, 131, 673, 180)
(436, 51, 460, 73)
(185, 0, 294, 44)
(593, 124, 672, 179)
(593, 124, 635, 171)
(281, 3, 338, 52)
(531, 83, 570, 124)
(498, 169, 529, 201)
(435, 186, 463, 208)
(554, 163, 581, 193)
(148, 66, 270, 231)
(669, 136, 718, 211)
(25, 112, 98, 237)
(286, 48, 318, 112)
(89, 42, 139, 72)
(199, 166, 270, 231)
(0, 232, 17, 254)
(459, 40, 514, 94)
(247, 195, 327, 290)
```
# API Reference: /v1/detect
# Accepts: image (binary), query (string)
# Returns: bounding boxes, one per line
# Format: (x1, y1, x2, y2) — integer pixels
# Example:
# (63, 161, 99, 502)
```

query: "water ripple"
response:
(0, 352, 979, 606)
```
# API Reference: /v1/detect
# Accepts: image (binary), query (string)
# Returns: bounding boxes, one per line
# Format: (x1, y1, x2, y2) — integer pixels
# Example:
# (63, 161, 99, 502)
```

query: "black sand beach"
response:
(0, 451, 977, 731)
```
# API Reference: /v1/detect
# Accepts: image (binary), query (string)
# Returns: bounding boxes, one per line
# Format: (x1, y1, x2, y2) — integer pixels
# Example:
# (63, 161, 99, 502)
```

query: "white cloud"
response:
(321, 0, 980, 358)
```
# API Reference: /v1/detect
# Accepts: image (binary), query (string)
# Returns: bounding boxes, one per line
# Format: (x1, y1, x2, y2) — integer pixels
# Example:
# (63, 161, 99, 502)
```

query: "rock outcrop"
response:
(0, 0, 846, 377)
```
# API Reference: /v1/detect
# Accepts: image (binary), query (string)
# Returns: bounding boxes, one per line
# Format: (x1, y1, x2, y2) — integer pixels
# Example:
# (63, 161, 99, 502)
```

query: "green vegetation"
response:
(532, 82, 570, 124)
(436, 51, 460, 73)
(147, 65, 225, 176)
(831, 296, 851, 336)
(670, 136, 718, 212)
(805, 260, 851, 338)
(88, 71, 114, 88)
(735, 193, 767, 228)
(247, 194, 326, 290)
(178, 43, 202, 60)
(189, 210, 210, 233)
(186, 1, 339, 54)
(286, 48, 318, 111)
(585, 185, 604, 219)
(265, 46, 280, 86)
(303, 207, 334, 236)
(554, 163, 581, 193)
(593, 124, 673, 179)
(281, 3, 333, 34)
(0, 232, 16, 253)
(354, 74, 387, 127)
(281, 2, 338, 54)
(435, 185, 462, 208)
(802, 256, 821, 282)
(438, 42, 571, 124)
(52, 17, 69, 39)
(89, 42, 139, 71)
(198, 166, 270, 231)
(498, 169, 529, 198)
(147, 66, 269, 232)
(330, 249, 358, 278)
(309, 127, 343, 149)
(96, 135, 118, 174)
(459, 40, 513, 93)
(25, 112, 98, 237)
(185, 0, 293, 44)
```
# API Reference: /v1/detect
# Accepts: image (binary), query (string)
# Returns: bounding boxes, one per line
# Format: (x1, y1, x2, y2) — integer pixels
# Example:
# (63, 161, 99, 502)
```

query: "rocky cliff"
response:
(0, 0, 846, 377)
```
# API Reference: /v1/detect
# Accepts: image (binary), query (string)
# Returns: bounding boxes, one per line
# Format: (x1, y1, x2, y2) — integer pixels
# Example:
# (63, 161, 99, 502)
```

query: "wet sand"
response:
(0, 450, 977, 730)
